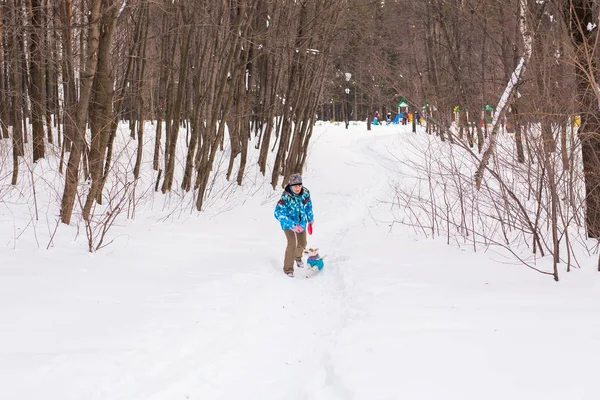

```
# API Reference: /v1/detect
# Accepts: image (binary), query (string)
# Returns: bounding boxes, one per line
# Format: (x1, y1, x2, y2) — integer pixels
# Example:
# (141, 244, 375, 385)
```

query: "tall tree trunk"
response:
(18, 18, 29, 144)
(133, 1, 149, 180)
(60, 0, 102, 225)
(82, 1, 119, 221)
(8, 0, 24, 184)
(0, 6, 9, 139)
(161, 10, 192, 193)
(27, 0, 46, 162)
(43, 0, 55, 145)
(60, 0, 77, 151)
(563, 0, 600, 238)
(514, 103, 525, 163)
(475, 0, 537, 189)
(236, 57, 252, 185)
(181, 36, 209, 192)
(153, 1, 177, 172)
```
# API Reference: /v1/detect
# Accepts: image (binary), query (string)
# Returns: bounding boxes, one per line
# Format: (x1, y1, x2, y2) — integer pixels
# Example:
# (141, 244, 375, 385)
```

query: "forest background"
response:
(1, 0, 600, 280)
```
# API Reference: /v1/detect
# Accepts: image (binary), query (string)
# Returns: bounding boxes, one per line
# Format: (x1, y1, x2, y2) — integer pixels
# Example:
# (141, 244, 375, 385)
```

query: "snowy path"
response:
(0, 126, 393, 400)
(2, 124, 600, 399)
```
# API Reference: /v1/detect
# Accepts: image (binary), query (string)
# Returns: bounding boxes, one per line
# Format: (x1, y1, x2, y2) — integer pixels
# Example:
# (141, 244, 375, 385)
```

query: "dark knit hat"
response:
(289, 173, 303, 186)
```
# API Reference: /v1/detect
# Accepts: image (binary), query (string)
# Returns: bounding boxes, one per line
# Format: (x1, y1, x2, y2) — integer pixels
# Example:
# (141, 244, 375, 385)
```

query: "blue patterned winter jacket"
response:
(274, 186, 314, 231)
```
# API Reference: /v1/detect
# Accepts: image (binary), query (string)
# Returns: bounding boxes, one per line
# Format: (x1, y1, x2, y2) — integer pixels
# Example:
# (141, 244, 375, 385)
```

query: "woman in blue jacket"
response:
(274, 173, 314, 277)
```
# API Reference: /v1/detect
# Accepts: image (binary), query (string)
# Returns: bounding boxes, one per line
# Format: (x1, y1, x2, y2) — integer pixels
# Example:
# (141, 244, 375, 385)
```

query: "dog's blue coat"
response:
(307, 255, 324, 270)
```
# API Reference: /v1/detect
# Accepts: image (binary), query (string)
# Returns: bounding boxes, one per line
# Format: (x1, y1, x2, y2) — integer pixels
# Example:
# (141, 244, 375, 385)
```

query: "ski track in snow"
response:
(289, 130, 398, 399)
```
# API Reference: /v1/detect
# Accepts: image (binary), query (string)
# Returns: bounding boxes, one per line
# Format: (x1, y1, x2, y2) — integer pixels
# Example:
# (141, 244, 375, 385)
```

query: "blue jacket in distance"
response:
(274, 186, 314, 230)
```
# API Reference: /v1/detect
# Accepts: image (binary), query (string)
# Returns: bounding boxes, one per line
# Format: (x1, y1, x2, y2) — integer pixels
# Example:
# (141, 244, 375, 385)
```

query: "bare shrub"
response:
(390, 121, 586, 281)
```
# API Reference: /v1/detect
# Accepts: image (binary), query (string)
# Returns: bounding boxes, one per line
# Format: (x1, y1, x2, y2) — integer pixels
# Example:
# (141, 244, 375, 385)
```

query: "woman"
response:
(274, 173, 314, 277)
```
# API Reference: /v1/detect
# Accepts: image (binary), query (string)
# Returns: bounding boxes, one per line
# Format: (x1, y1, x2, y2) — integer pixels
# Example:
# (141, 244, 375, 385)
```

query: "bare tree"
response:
(562, 0, 600, 238)
(82, 0, 121, 221)
(475, 0, 540, 189)
(60, 0, 102, 224)
(26, 0, 46, 162)
(8, 0, 25, 185)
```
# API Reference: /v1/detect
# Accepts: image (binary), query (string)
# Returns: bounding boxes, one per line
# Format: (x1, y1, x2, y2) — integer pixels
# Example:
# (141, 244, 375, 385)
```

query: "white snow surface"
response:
(1, 122, 600, 399)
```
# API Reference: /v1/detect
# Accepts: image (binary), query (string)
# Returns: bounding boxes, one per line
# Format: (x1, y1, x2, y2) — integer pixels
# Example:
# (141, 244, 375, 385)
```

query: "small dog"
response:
(304, 248, 325, 271)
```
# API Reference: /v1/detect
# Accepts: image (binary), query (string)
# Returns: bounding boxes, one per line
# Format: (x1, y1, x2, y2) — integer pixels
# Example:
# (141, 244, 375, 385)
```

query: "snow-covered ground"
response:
(1, 122, 599, 400)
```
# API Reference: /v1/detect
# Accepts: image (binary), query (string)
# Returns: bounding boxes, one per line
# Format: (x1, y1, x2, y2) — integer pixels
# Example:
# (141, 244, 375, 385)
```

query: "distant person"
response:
(415, 110, 421, 126)
(402, 110, 408, 125)
(386, 112, 392, 124)
(274, 173, 314, 277)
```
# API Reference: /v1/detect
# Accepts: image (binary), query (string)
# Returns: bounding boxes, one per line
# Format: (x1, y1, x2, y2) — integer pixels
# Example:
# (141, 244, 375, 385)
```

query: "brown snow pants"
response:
(283, 229, 307, 274)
